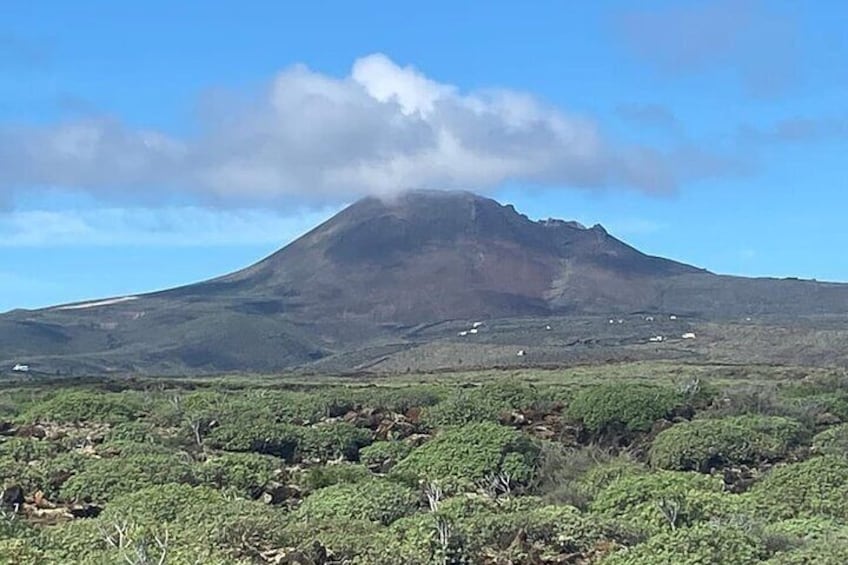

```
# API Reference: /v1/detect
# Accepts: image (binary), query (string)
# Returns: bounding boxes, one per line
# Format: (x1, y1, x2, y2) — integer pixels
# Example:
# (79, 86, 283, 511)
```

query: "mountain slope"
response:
(3, 190, 848, 375)
(160, 190, 703, 321)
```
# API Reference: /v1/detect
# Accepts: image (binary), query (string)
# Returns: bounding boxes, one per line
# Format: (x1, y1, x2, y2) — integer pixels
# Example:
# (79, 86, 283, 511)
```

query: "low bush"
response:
(45, 483, 288, 564)
(20, 391, 145, 424)
(812, 423, 848, 456)
(360, 440, 412, 471)
(104, 421, 165, 444)
(601, 522, 768, 565)
(591, 470, 734, 535)
(531, 442, 644, 508)
(745, 455, 848, 521)
(300, 421, 372, 461)
(649, 415, 808, 472)
(59, 453, 196, 502)
(298, 463, 372, 491)
(391, 421, 540, 492)
(295, 478, 419, 525)
(421, 382, 553, 428)
(197, 452, 279, 498)
(0, 437, 62, 462)
(567, 384, 681, 436)
(207, 421, 302, 460)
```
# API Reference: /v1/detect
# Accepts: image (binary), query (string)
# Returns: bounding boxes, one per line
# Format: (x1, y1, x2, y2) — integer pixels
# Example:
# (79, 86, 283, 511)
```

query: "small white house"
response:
(517, 350, 526, 357)
(669, 315, 678, 320)
(469, 328, 478, 334)
(681, 332, 696, 340)
(12, 364, 29, 372)
(545, 325, 552, 331)
(649, 336, 664, 343)
(458, 331, 468, 337)
(645, 316, 655, 322)
(472, 321, 484, 328)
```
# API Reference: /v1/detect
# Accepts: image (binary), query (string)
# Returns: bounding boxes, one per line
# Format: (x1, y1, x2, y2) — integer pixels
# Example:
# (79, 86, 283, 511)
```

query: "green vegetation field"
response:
(2, 363, 848, 564)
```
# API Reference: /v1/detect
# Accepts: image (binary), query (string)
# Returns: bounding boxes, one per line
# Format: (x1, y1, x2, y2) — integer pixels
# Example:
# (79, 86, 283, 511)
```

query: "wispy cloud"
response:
(0, 54, 745, 207)
(0, 206, 337, 247)
(613, 0, 799, 96)
(738, 116, 848, 144)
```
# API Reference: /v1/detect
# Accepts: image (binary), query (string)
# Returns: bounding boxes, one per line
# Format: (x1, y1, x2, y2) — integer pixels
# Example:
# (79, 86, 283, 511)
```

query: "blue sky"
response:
(1, 0, 846, 312)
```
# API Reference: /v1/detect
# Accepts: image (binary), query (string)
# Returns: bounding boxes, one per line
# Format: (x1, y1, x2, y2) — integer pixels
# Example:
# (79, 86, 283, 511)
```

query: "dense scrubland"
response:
(2, 365, 848, 564)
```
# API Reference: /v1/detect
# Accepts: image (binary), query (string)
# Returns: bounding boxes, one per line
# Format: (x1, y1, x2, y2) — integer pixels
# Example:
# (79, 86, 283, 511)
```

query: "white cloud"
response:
(0, 206, 337, 247)
(0, 53, 742, 205)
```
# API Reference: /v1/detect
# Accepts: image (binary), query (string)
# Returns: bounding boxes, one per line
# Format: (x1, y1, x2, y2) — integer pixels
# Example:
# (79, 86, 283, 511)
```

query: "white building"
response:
(12, 364, 29, 372)
(682, 333, 696, 340)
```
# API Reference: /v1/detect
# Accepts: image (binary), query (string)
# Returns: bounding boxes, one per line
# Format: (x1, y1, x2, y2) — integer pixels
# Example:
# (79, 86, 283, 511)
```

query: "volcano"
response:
(3, 190, 848, 375)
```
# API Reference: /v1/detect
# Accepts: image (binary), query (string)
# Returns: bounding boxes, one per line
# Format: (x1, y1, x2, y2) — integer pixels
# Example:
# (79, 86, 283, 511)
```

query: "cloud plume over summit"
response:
(0, 54, 739, 206)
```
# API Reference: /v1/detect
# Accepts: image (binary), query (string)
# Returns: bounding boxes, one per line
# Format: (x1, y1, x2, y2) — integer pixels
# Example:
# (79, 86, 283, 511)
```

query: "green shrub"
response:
(0, 437, 62, 462)
(454, 500, 637, 562)
(281, 518, 383, 564)
(531, 442, 645, 508)
(360, 441, 413, 471)
(391, 421, 540, 491)
(421, 382, 552, 428)
(299, 463, 372, 491)
(650, 415, 807, 472)
(353, 386, 443, 414)
(421, 392, 503, 428)
(197, 452, 279, 498)
(45, 483, 287, 564)
(361, 496, 637, 564)
(567, 384, 680, 435)
(0, 458, 45, 495)
(746, 456, 848, 521)
(812, 424, 848, 456)
(295, 478, 419, 525)
(207, 420, 302, 460)
(34, 451, 92, 499)
(104, 421, 164, 444)
(757, 517, 848, 564)
(300, 422, 372, 461)
(59, 453, 196, 502)
(590, 471, 733, 535)
(579, 457, 648, 498)
(21, 391, 144, 424)
(601, 522, 768, 565)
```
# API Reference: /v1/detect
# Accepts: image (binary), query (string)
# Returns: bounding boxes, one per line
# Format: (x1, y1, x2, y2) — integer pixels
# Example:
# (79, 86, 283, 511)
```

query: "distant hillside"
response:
(3, 190, 848, 375)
